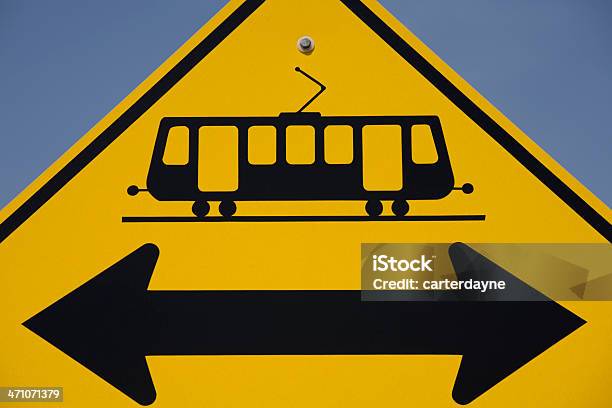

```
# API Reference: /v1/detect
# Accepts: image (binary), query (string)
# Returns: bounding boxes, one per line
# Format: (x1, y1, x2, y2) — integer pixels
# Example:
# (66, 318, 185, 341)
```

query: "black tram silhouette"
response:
(128, 68, 473, 218)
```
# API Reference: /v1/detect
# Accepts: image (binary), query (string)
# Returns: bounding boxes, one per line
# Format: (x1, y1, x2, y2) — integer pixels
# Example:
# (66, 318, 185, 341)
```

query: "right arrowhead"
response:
(448, 243, 586, 405)
(23, 244, 160, 406)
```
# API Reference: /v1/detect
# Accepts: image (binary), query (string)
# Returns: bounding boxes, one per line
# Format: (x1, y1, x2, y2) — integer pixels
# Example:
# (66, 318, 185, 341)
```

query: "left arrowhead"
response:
(23, 243, 160, 406)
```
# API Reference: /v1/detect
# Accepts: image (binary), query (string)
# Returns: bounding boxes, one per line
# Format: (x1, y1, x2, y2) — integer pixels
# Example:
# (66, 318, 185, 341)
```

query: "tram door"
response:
(362, 125, 404, 191)
(198, 126, 239, 192)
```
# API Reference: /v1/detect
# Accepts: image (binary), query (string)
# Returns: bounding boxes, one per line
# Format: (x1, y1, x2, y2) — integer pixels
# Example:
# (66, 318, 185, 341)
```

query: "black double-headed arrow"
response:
(23, 243, 584, 405)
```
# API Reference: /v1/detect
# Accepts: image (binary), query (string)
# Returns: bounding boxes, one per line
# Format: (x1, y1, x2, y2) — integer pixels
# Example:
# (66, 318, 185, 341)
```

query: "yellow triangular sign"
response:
(0, 1, 610, 408)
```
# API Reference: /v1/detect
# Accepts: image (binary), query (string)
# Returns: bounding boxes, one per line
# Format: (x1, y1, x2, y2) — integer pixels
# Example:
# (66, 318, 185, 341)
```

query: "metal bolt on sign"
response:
(297, 36, 315, 54)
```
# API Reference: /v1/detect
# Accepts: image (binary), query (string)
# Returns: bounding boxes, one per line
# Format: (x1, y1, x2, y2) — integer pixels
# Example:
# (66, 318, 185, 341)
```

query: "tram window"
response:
(411, 124, 438, 164)
(324, 125, 353, 164)
(362, 125, 403, 191)
(248, 126, 276, 165)
(162, 126, 190, 165)
(286, 125, 315, 165)
(198, 126, 238, 192)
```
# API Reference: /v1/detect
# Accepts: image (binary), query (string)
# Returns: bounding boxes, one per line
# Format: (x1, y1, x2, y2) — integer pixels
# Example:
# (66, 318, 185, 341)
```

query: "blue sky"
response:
(0, 0, 610, 207)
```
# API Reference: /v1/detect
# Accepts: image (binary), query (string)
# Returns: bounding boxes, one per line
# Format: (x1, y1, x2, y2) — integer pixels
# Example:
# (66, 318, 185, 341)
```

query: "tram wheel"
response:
(392, 200, 409, 217)
(365, 200, 383, 217)
(192, 201, 210, 218)
(219, 200, 237, 218)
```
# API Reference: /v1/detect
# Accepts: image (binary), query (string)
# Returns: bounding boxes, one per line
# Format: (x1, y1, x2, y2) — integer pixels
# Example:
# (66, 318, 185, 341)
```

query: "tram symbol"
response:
(128, 67, 474, 219)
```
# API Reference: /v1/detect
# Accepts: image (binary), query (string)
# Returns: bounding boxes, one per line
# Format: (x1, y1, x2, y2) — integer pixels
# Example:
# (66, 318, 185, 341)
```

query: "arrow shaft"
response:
(145, 290, 467, 356)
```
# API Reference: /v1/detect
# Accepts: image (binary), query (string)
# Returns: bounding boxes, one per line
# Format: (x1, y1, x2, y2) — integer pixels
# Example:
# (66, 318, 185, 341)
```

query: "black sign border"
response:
(0, 0, 609, 242)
